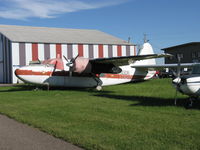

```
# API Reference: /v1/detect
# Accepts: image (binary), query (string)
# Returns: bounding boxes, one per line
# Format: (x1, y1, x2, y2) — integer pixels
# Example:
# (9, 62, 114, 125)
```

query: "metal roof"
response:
(162, 42, 200, 50)
(0, 24, 133, 45)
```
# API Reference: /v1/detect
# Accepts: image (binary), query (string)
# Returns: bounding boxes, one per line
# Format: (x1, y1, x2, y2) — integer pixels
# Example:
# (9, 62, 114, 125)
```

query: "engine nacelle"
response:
(73, 57, 92, 74)
(73, 57, 122, 74)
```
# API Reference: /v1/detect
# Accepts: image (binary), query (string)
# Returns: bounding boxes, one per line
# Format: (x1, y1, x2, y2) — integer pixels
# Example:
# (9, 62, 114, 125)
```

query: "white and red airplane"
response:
(15, 42, 169, 90)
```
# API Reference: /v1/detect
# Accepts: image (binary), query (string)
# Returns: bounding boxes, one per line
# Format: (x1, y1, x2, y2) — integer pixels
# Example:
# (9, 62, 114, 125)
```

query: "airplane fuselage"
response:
(173, 75, 200, 97)
(15, 64, 156, 88)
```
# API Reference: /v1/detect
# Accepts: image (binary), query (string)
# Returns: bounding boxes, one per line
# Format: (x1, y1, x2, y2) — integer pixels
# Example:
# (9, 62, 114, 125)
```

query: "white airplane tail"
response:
(134, 42, 156, 65)
(132, 42, 156, 80)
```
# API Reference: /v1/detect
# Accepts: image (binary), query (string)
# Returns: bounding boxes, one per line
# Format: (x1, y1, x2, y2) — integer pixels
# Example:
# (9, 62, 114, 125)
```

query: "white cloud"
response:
(0, 0, 129, 20)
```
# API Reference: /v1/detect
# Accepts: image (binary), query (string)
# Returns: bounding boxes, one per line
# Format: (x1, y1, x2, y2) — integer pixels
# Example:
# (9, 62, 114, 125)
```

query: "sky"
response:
(0, 0, 199, 55)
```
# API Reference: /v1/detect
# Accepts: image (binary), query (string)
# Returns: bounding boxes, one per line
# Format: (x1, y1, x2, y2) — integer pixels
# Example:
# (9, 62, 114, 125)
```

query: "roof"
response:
(0, 24, 133, 45)
(162, 42, 200, 50)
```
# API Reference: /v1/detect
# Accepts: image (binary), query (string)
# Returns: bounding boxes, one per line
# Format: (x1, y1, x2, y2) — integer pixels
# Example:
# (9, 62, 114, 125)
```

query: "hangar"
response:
(162, 42, 200, 64)
(0, 25, 136, 84)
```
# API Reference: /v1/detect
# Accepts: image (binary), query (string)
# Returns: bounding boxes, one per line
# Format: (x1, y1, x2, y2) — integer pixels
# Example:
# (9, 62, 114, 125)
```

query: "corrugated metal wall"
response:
(0, 34, 12, 83)
(11, 42, 136, 83)
(0, 35, 3, 83)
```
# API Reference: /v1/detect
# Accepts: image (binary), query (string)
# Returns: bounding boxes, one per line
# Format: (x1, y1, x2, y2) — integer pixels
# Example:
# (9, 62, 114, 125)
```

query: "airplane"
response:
(172, 57, 200, 107)
(15, 42, 170, 90)
(133, 54, 200, 107)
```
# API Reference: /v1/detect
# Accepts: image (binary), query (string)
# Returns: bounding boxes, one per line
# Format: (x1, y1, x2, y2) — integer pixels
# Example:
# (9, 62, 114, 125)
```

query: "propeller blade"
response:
(63, 55, 69, 62)
(174, 86, 178, 105)
(70, 54, 79, 63)
(177, 55, 181, 78)
(63, 54, 79, 77)
(174, 55, 181, 105)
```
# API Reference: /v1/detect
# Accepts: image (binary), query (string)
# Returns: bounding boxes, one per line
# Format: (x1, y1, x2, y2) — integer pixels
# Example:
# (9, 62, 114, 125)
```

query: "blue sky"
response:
(0, 0, 199, 55)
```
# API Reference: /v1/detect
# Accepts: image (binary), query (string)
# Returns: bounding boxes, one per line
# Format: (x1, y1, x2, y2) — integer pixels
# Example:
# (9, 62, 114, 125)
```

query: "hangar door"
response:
(0, 37, 3, 83)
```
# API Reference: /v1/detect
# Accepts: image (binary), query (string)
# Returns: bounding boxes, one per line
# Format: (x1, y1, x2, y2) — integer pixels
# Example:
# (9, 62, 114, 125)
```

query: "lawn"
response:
(0, 78, 200, 150)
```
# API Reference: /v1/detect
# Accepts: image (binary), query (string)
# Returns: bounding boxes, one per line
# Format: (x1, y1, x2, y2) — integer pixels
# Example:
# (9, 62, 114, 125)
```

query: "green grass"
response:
(0, 79, 200, 150)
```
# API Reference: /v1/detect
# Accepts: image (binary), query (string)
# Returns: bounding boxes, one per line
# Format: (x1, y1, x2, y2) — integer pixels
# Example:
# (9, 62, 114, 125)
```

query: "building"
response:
(162, 42, 200, 64)
(0, 25, 136, 84)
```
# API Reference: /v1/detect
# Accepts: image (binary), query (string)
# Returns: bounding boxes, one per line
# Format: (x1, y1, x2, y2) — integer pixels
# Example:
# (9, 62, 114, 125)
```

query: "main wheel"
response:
(96, 85, 102, 91)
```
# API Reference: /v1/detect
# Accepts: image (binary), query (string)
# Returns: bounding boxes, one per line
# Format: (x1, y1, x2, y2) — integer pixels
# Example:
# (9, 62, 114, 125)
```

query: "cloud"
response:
(0, 0, 129, 20)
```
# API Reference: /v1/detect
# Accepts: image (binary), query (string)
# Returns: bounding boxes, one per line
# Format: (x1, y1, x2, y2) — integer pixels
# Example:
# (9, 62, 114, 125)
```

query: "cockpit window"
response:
(42, 59, 55, 66)
(42, 58, 64, 70)
(192, 64, 200, 74)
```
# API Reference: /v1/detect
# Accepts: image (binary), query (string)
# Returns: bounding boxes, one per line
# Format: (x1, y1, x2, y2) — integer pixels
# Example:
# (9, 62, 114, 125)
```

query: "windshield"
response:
(42, 58, 64, 70)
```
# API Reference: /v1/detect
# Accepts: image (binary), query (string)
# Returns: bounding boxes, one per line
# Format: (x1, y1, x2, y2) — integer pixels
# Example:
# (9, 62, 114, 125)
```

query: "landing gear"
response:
(44, 82, 50, 91)
(93, 75, 103, 91)
(96, 85, 102, 91)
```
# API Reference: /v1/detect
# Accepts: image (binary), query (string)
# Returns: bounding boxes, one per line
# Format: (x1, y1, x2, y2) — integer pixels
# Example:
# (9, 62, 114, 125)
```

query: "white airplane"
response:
(172, 61, 200, 107)
(132, 54, 200, 107)
(15, 42, 169, 90)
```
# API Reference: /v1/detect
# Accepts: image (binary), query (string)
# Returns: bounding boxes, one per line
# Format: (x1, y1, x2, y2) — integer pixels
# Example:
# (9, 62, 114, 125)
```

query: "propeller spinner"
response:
(63, 54, 79, 76)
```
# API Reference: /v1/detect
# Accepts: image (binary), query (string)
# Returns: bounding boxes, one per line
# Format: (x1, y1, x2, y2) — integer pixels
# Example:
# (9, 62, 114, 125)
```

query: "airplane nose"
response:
(14, 67, 31, 82)
(15, 68, 20, 77)
(15, 68, 24, 81)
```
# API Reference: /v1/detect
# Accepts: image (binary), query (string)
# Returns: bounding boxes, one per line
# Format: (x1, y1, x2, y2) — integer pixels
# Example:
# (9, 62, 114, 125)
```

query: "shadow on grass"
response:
(1, 84, 200, 109)
(0, 84, 37, 92)
(0, 84, 114, 94)
(93, 93, 200, 110)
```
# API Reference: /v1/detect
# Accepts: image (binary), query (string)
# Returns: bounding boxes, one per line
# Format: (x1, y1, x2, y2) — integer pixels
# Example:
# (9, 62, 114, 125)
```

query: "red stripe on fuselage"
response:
(15, 69, 93, 77)
(15, 69, 147, 80)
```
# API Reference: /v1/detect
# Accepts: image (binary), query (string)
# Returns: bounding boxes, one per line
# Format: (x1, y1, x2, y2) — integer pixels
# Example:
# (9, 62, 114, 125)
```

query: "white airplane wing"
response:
(131, 63, 200, 69)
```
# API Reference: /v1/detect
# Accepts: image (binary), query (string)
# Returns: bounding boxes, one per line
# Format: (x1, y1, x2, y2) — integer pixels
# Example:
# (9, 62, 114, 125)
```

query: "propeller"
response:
(174, 55, 181, 105)
(63, 54, 79, 76)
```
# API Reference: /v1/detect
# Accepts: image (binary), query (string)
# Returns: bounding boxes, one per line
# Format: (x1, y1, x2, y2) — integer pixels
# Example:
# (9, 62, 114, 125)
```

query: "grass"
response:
(0, 78, 200, 150)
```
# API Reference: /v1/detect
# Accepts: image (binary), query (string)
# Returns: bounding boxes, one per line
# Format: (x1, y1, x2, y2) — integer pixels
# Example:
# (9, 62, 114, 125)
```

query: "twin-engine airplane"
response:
(15, 42, 169, 90)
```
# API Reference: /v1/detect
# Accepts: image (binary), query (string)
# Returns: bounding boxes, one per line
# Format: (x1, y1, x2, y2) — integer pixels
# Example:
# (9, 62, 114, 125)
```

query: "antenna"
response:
(143, 33, 149, 43)
(128, 37, 131, 43)
(137, 43, 142, 55)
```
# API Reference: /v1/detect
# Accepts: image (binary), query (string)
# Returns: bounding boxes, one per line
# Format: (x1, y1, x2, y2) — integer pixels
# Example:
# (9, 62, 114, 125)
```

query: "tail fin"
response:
(133, 42, 156, 65)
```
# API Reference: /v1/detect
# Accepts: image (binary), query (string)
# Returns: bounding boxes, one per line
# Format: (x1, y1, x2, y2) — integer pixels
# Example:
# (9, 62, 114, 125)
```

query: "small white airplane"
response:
(172, 58, 200, 107)
(15, 42, 169, 90)
(132, 55, 200, 107)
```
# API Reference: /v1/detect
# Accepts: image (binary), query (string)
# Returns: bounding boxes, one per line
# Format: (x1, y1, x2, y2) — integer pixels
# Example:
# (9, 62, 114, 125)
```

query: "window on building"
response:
(176, 53, 183, 59)
(168, 55, 173, 60)
(192, 52, 196, 58)
(198, 52, 200, 58)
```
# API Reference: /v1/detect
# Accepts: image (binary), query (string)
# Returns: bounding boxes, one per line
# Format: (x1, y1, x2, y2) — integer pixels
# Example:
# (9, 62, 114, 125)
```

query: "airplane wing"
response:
(131, 63, 200, 69)
(71, 53, 171, 74)
(89, 53, 170, 66)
